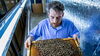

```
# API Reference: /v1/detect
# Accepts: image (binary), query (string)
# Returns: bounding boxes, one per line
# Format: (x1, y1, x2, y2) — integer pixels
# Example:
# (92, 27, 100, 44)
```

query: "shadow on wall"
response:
(80, 13, 100, 56)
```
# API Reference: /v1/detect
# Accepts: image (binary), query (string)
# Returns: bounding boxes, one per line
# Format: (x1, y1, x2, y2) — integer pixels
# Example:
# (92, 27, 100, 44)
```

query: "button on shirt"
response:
(29, 18, 79, 40)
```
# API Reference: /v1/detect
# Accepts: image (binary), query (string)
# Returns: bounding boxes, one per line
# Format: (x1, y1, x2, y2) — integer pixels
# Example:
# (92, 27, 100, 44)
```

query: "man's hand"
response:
(24, 37, 32, 49)
(73, 34, 80, 46)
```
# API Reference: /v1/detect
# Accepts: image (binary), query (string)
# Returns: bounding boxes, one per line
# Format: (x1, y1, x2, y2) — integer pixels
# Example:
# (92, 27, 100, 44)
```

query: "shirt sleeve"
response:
(28, 23, 42, 40)
(69, 23, 80, 38)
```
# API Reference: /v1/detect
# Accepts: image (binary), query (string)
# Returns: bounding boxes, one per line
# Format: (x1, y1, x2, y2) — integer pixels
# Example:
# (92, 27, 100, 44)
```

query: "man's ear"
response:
(62, 12, 64, 17)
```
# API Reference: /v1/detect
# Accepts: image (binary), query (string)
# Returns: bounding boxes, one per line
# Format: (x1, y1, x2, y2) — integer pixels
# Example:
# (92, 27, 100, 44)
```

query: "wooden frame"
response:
(27, 38, 82, 56)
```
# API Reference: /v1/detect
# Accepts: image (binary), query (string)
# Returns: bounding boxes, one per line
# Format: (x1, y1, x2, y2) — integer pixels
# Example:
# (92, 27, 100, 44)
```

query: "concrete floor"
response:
(30, 13, 47, 30)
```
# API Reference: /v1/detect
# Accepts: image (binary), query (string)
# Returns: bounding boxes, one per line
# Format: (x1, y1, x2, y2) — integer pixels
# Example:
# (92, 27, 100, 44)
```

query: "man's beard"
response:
(51, 22, 62, 28)
(52, 23, 58, 28)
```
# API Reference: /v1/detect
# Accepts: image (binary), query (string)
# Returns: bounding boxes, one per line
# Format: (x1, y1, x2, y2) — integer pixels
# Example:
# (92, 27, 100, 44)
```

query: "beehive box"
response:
(27, 38, 82, 56)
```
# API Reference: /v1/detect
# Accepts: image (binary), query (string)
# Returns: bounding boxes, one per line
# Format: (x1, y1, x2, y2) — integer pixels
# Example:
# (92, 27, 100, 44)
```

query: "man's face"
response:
(48, 9, 64, 28)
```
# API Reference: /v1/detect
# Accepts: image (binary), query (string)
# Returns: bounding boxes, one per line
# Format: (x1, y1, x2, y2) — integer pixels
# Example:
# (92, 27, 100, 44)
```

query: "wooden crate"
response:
(27, 38, 82, 56)
(32, 3, 43, 14)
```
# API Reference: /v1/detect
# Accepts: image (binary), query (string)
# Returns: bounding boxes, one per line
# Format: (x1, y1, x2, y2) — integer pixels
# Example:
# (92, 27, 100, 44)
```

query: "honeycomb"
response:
(32, 39, 80, 56)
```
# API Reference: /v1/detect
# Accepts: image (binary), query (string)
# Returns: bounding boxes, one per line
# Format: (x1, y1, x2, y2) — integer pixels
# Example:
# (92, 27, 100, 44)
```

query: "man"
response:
(25, 1, 79, 49)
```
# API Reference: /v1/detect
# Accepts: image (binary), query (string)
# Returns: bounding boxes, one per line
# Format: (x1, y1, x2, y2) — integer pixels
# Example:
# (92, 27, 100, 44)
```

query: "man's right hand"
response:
(24, 37, 32, 49)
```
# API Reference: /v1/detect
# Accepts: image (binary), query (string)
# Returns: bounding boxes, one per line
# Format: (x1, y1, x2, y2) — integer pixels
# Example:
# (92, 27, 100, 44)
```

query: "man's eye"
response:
(51, 16, 54, 19)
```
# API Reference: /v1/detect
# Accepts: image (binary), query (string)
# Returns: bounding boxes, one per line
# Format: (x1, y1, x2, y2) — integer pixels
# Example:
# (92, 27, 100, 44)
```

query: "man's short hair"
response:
(48, 1, 64, 12)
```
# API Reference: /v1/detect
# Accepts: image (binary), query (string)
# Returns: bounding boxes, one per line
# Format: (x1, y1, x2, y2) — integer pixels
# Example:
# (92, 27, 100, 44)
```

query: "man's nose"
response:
(53, 19, 57, 23)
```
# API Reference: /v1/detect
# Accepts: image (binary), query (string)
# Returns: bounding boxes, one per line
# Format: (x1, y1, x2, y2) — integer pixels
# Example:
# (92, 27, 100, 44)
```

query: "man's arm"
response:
(24, 21, 43, 49)
(69, 22, 80, 45)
